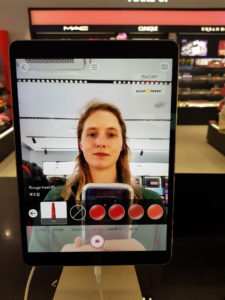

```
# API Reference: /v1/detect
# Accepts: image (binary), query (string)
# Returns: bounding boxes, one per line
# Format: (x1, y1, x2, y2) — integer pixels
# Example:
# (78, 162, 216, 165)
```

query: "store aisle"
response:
(175, 125, 225, 173)
(0, 151, 16, 177)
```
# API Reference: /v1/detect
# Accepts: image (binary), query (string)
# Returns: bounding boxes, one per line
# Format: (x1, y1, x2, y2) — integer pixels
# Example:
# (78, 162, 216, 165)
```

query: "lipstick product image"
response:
(51, 202, 56, 219)
(40, 201, 67, 225)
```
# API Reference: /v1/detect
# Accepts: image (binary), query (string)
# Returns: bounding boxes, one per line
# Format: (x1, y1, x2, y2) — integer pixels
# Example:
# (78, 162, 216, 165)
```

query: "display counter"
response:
(207, 123, 225, 156)
(0, 126, 14, 162)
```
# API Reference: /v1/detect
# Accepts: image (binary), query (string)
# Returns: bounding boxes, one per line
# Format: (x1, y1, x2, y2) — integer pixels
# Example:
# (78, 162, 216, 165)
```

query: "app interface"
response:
(16, 58, 173, 252)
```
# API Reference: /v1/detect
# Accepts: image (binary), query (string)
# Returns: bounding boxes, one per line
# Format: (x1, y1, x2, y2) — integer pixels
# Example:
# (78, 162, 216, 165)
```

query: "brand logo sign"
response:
(134, 88, 162, 95)
(138, 26, 159, 32)
(128, 0, 168, 3)
(63, 26, 89, 32)
(201, 26, 225, 33)
(132, 85, 166, 96)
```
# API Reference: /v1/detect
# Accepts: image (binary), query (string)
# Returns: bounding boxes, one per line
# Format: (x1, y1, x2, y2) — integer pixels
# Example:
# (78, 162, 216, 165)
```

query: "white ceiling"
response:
(20, 118, 170, 152)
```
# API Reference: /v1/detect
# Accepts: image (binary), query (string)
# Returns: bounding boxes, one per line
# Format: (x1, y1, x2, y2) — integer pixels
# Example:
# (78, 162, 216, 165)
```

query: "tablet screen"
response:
(10, 40, 178, 265)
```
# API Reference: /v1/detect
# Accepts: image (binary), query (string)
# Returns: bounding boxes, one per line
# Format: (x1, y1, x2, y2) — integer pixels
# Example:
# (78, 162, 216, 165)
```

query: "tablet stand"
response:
(53, 266, 142, 300)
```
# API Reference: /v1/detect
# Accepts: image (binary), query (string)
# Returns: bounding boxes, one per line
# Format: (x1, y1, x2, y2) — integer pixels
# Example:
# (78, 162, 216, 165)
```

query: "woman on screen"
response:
(29, 101, 166, 252)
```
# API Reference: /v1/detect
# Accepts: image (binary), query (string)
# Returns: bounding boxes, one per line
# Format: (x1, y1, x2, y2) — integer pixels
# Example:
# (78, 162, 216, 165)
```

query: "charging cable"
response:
(94, 266, 104, 300)
(24, 266, 36, 300)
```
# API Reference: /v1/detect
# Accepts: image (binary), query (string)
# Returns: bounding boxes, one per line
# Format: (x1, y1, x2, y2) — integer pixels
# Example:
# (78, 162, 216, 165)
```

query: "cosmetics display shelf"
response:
(179, 93, 222, 101)
(0, 85, 14, 162)
(179, 77, 225, 88)
(179, 66, 225, 75)
(177, 60, 225, 124)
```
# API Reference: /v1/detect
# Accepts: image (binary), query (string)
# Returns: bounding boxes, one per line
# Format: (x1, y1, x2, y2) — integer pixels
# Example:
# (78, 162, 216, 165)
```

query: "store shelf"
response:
(179, 78, 225, 88)
(178, 58, 225, 124)
(179, 66, 225, 75)
(179, 93, 222, 101)
(178, 100, 219, 108)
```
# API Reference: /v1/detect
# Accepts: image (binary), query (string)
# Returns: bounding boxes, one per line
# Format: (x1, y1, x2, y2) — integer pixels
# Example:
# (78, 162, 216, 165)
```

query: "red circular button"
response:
(89, 205, 106, 220)
(90, 235, 105, 249)
(108, 204, 125, 220)
(128, 204, 144, 220)
(147, 204, 164, 220)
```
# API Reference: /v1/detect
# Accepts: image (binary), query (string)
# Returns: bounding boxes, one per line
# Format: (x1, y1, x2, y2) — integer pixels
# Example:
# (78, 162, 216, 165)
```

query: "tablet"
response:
(10, 40, 178, 265)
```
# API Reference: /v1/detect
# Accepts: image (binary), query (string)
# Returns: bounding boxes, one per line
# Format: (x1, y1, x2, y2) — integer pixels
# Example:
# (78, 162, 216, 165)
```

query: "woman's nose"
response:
(95, 136, 106, 148)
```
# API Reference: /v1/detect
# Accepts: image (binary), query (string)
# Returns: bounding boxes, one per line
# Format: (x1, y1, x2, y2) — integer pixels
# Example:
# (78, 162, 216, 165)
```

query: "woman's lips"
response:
(94, 152, 109, 157)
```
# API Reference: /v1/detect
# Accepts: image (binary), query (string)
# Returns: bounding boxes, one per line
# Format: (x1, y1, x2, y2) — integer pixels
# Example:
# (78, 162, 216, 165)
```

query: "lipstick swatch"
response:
(89, 204, 106, 220)
(147, 204, 164, 220)
(108, 204, 125, 220)
(128, 204, 144, 220)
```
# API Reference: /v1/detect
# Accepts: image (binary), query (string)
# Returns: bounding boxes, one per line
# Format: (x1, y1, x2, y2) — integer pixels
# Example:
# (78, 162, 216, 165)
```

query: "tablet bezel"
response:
(10, 40, 178, 266)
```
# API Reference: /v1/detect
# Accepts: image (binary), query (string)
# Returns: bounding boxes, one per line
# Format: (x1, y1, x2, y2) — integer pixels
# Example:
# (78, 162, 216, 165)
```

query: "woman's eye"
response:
(108, 133, 116, 137)
(88, 133, 96, 137)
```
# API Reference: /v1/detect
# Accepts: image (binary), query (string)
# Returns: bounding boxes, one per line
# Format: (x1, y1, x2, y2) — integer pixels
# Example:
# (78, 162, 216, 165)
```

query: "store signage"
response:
(128, 0, 169, 3)
(63, 26, 89, 32)
(138, 26, 158, 32)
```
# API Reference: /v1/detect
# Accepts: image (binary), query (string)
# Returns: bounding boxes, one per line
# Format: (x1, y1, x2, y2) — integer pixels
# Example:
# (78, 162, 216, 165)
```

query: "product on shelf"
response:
(208, 60, 224, 68)
(180, 39, 208, 57)
(218, 40, 225, 56)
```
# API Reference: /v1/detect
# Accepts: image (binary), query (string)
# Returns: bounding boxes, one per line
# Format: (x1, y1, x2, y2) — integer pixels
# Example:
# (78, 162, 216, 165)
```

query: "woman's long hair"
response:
(61, 101, 141, 203)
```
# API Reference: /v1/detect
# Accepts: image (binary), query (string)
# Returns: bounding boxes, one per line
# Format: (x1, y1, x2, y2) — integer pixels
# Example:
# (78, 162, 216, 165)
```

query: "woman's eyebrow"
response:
(106, 127, 119, 131)
(86, 127, 97, 131)
(85, 127, 119, 131)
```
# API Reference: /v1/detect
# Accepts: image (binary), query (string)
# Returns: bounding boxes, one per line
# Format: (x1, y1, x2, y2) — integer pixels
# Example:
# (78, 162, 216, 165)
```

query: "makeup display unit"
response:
(0, 30, 14, 161)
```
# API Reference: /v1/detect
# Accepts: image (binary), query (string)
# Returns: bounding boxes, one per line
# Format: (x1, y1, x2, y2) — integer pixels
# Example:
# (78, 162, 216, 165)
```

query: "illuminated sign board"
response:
(29, 9, 225, 39)
(29, 10, 225, 26)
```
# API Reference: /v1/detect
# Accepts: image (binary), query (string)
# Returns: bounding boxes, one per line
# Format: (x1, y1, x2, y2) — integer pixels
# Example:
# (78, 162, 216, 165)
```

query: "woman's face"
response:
(79, 110, 123, 171)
